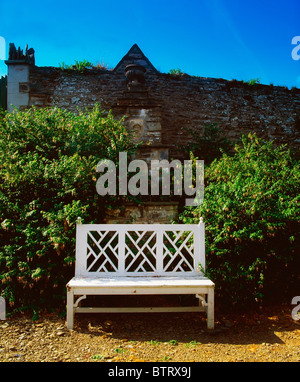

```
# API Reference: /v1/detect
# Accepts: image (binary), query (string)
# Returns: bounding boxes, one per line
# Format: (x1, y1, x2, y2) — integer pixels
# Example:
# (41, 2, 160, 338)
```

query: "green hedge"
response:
(1, 105, 299, 315)
(179, 133, 300, 308)
(0, 105, 137, 315)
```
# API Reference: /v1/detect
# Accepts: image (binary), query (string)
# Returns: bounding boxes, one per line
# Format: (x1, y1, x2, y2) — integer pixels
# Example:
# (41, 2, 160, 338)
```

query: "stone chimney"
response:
(5, 43, 35, 111)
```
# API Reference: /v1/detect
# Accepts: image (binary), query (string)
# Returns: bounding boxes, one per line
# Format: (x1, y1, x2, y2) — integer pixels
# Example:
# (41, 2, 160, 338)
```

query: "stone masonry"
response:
(5, 44, 300, 155)
(5, 43, 300, 223)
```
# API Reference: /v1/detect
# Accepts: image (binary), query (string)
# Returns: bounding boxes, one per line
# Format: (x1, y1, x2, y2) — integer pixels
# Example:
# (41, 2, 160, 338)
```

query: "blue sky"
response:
(0, 0, 299, 88)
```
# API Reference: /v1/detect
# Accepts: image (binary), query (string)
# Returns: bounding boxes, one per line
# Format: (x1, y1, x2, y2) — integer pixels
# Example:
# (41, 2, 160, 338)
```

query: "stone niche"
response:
(125, 107, 162, 145)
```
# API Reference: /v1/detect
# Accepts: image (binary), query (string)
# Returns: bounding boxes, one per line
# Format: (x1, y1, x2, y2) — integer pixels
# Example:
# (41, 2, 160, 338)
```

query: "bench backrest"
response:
(75, 223, 205, 277)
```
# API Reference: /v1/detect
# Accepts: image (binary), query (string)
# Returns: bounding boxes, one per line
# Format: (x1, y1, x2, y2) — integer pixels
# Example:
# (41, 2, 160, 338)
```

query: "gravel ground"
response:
(0, 303, 299, 363)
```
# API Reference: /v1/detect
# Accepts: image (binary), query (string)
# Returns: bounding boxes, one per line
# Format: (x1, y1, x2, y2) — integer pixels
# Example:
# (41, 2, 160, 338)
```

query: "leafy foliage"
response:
(59, 59, 93, 73)
(179, 133, 300, 308)
(243, 78, 261, 86)
(0, 105, 137, 314)
(168, 68, 185, 76)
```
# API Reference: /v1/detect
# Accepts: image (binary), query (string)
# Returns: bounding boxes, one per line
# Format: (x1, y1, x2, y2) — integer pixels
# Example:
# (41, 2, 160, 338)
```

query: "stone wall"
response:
(5, 43, 300, 223)
(7, 54, 299, 158)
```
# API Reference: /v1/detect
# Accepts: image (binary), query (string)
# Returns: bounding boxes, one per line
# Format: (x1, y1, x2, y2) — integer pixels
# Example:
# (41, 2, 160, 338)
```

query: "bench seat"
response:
(67, 275, 214, 292)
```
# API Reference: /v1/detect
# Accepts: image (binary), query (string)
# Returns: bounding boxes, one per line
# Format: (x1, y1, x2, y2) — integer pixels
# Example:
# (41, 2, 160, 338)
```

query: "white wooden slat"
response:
(68, 276, 213, 287)
(75, 224, 90, 277)
(199, 220, 205, 274)
(118, 227, 125, 276)
(75, 306, 206, 314)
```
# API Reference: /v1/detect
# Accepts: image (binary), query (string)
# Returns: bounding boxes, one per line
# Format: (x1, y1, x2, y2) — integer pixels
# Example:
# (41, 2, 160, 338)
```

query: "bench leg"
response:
(207, 288, 214, 329)
(66, 288, 74, 330)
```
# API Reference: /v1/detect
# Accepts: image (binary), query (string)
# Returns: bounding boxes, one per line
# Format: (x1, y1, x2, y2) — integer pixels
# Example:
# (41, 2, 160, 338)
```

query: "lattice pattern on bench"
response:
(163, 230, 194, 272)
(87, 230, 119, 272)
(125, 231, 156, 272)
(75, 224, 204, 277)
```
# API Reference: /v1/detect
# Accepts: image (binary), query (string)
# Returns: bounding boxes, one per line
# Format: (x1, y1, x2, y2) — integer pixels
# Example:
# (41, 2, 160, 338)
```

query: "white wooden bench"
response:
(66, 219, 215, 329)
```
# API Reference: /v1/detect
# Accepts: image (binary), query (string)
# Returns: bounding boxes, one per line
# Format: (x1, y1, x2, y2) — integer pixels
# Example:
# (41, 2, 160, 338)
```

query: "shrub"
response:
(168, 68, 185, 76)
(59, 59, 93, 73)
(243, 78, 261, 86)
(178, 133, 300, 308)
(0, 105, 137, 315)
